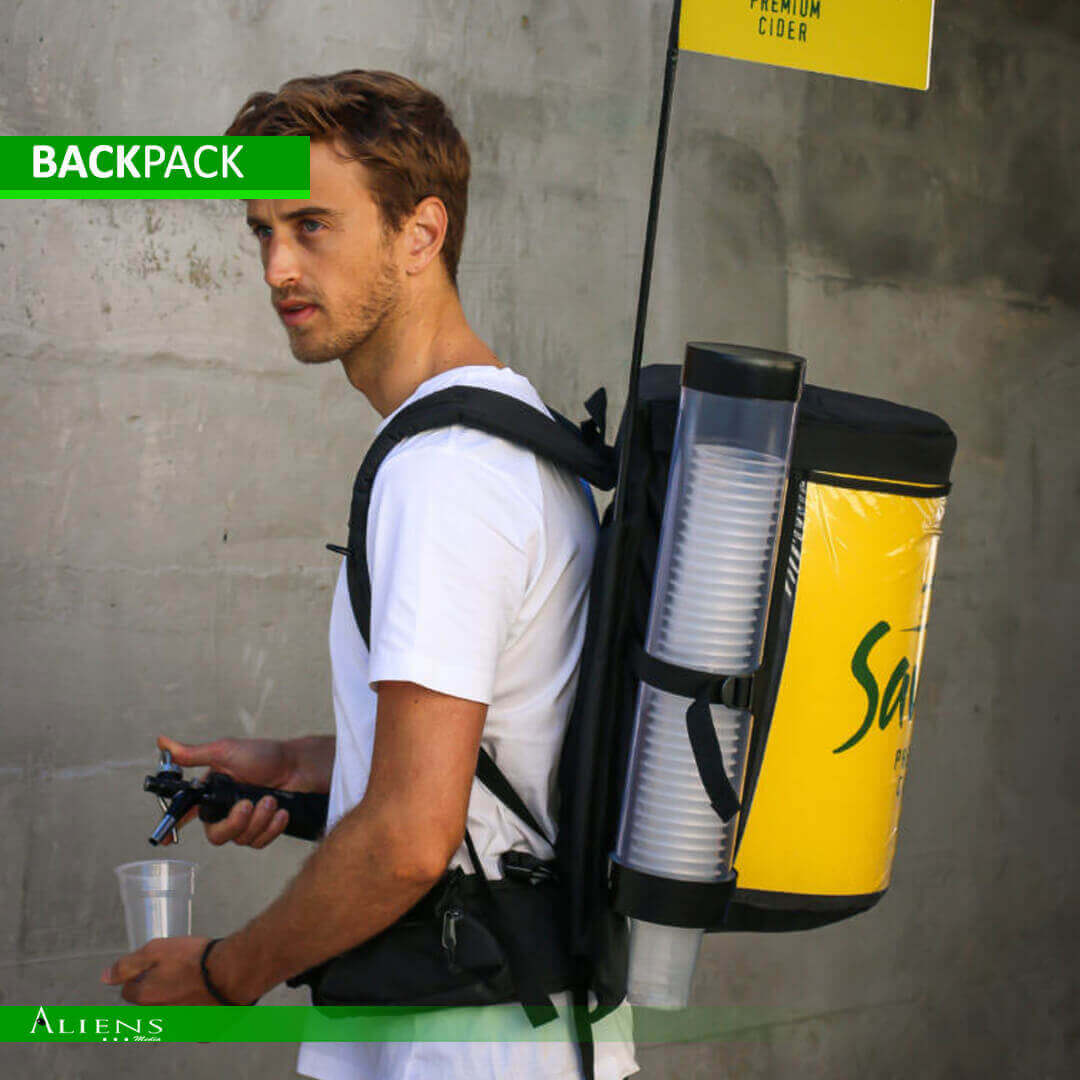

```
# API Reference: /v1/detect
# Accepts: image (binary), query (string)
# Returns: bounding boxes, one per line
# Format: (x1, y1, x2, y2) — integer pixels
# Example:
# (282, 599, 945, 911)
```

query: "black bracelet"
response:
(200, 938, 259, 1006)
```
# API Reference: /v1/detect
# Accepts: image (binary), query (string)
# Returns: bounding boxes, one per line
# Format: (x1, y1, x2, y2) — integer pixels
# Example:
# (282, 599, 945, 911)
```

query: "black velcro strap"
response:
(633, 646, 753, 710)
(570, 979, 595, 1080)
(462, 830, 559, 1027)
(633, 647, 747, 823)
(476, 748, 552, 848)
(685, 682, 741, 822)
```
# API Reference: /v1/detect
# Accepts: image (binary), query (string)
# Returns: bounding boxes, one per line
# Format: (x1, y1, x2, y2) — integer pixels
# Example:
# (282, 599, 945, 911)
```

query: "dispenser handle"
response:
(197, 772, 329, 841)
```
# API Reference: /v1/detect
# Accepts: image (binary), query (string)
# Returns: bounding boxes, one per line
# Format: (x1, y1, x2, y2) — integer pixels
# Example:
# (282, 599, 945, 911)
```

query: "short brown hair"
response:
(225, 70, 470, 286)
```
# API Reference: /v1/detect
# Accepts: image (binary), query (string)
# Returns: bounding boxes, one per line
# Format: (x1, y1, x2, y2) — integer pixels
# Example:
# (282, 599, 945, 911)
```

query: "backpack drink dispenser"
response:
(612, 344, 805, 1007)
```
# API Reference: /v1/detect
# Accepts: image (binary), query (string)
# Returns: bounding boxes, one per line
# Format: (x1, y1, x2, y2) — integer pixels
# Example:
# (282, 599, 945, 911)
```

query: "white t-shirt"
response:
(297, 364, 637, 1080)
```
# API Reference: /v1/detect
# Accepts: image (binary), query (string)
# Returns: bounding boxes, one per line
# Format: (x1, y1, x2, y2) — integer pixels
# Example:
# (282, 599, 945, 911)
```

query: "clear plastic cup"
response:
(626, 920, 704, 1009)
(115, 860, 198, 950)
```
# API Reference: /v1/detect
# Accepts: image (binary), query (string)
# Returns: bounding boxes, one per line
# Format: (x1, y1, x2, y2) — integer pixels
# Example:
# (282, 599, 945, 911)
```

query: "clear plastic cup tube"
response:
(615, 381, 799, 1008)
(115, 859, 198, 951)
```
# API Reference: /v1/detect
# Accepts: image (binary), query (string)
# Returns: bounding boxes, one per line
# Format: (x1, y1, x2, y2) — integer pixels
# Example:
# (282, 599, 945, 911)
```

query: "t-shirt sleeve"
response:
(364, 443, 538, 704)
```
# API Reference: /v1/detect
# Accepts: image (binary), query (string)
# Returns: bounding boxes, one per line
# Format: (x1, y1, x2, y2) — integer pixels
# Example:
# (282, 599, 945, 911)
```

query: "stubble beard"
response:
(287, 252, 402, 366)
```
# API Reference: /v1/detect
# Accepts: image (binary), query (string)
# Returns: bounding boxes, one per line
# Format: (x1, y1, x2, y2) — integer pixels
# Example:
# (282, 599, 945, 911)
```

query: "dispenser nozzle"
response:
(145, 750, 191, 846)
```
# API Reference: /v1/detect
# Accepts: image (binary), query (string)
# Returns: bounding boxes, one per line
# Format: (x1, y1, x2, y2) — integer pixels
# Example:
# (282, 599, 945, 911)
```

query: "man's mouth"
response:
(278, 302, 318, 326)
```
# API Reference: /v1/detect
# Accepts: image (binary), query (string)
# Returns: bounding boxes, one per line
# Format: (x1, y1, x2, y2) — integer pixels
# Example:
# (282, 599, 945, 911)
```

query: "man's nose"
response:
(263, 236, 302, 289)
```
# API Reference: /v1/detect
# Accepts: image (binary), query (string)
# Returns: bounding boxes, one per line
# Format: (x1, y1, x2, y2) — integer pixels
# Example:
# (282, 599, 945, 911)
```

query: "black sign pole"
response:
(576, 3, 683, 948)
(611, 0, 682, 529)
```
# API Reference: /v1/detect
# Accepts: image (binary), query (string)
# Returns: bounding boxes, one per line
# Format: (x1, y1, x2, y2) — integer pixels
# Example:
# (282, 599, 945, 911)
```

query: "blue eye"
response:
(250, 224, 271, 239)
(300, 219, 323, 233)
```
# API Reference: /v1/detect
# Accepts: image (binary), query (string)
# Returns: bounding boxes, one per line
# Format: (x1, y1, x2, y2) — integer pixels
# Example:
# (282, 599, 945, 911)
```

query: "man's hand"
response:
(155, 734, 296, 849)
(100, 937, 226, 1005)
(155, 733, 334, 849)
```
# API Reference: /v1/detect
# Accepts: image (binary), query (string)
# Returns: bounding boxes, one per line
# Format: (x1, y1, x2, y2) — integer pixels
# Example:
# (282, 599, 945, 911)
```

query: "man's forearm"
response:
(208, 794, 445, 1002)
(282, 734, 336, 794)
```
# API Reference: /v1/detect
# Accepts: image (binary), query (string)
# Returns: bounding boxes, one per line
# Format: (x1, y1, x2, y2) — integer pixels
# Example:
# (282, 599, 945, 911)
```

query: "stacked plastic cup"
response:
(614, 343, 804, 1007)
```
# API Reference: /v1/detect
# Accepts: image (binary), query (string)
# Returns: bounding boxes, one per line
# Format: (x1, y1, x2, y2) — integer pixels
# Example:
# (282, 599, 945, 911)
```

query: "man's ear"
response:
(402, 195, 448, 277)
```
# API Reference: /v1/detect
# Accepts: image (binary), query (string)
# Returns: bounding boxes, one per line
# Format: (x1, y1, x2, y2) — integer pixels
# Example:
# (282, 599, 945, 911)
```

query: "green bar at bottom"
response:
(4, 1003, 809, 1044)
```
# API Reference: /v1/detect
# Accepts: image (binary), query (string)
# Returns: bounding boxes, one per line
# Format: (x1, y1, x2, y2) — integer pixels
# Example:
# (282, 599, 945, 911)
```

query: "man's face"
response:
(245, 139, 401, 365)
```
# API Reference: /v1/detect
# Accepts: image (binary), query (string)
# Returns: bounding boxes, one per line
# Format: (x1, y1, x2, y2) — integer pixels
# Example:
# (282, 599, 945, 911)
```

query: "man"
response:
(101, 69, 637, 1080)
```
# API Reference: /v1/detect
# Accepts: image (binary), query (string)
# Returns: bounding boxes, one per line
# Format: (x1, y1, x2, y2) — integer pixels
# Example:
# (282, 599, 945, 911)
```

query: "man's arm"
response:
(207, 681, 486, 1003)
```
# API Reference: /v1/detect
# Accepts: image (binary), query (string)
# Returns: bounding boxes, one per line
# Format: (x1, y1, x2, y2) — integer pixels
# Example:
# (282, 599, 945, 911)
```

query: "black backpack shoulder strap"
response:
(342, 384, 615, 650)
(331, 384, 613, 852)
(476, 747, 552, 847)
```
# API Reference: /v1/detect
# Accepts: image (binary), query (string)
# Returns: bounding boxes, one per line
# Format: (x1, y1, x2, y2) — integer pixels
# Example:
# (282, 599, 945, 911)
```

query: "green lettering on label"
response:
(835, 621, 920, 754)
(835, 620, 890, 753)
(879, 657, 911, 730)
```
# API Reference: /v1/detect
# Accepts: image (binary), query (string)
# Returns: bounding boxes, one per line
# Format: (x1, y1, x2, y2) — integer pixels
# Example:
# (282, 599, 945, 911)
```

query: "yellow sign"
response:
(679, 0, 936, 90)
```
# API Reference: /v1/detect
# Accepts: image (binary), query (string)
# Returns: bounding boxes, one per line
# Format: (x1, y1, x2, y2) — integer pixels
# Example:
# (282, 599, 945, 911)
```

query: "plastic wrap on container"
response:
(734, 477, 947, 899)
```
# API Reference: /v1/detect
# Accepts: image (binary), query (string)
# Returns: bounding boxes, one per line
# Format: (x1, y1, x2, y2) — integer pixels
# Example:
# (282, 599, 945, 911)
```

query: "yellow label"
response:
(679, 0, 936, 91)
(734, 482, 945, 897)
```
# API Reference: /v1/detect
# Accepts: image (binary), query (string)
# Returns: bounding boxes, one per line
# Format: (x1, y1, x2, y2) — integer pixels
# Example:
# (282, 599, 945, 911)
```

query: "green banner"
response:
(3, 1003, 804, 1043)
(0, 137, 310, 199)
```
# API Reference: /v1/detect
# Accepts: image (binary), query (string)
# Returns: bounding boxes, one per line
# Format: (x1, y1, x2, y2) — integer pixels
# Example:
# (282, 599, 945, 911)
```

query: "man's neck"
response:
(341, 287, 502, 417)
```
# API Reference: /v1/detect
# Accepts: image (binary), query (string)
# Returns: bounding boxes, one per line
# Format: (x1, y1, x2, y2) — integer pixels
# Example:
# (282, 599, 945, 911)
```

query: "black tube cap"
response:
(682, 342, 806, 402)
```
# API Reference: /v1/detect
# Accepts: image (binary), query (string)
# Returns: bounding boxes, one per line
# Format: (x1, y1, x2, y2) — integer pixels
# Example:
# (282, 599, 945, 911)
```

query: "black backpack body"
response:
(288, 363, 956, 1078)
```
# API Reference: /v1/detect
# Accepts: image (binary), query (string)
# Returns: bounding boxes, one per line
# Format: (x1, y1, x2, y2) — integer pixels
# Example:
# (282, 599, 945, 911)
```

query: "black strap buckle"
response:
(499, 850, 559, 886)
(716, 673, 753, 711)
(578, 387, 608, 447)
(440, 905, 463, 972)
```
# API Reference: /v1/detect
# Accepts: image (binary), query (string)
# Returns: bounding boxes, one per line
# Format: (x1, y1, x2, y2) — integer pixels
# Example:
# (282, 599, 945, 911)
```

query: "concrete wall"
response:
(2, 1, 1076, 1076)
